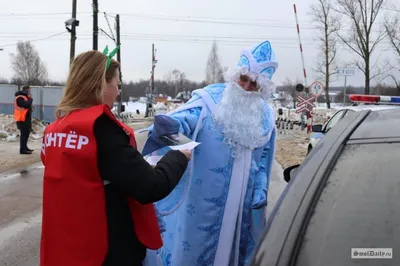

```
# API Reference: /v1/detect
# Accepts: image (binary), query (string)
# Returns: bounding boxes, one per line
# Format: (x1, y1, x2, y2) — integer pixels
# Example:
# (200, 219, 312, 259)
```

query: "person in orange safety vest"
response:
(14, 85, 34, 154)
(40, 47, 192, 266)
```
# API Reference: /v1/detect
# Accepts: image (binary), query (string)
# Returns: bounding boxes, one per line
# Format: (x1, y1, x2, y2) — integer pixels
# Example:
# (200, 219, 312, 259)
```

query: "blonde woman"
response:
(40, 47, 191, 266)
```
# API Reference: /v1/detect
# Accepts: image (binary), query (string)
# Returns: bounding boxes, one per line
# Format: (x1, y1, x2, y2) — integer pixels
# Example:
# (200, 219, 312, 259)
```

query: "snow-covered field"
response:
(122, 101, 147, 114)
(114, 101, 183, 120)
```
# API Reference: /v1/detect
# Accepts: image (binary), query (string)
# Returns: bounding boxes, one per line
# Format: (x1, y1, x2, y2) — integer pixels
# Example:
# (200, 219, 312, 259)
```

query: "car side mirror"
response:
(312, 124, 323, 133)
(283, 164, 300, 183)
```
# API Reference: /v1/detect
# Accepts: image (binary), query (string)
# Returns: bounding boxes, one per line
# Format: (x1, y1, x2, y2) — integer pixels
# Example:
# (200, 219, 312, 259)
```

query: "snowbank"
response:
(123, 102, 147, 114)
(154, 102, 167, 110)
(0, 114, 45, 142)
(112, 101, 183, 119)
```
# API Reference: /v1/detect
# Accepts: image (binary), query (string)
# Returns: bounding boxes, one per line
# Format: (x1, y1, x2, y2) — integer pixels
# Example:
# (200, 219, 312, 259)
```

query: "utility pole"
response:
(116, 14, 123, 115)
(151, 43, 155, 95)
(145, 44, 156, 118)
(92, 0, 98, 50)
(69, 0, 77, 66)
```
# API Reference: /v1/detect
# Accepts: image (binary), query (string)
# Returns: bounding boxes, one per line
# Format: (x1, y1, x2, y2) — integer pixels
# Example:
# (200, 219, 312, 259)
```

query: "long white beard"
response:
(214, 82, 269, 150)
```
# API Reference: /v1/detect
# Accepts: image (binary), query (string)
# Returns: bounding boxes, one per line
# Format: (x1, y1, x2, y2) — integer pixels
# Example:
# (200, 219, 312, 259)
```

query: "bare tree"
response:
(385, 17, 400, 57)
(0, 77, 8, 84)
(205, 41, 225, 84)
(10, 41, 48, 85)
(384, 14, 400, 91)
(310, 0, 341, 108)
(335, 0, 387, 95)
(171, 69, 186, 97)
(164, 70, 174, 89)
(278, 77, 302, 108)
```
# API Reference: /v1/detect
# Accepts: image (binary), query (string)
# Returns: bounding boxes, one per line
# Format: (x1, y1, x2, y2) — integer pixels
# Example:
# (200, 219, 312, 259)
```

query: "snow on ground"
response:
(0, 114, 45, 142)
(271, 102, 342, 125)
(0, 115, 44, 172)
(0, 114, 45, 172)
(115, 101, 183, 118)
(123, 101, 147, 114)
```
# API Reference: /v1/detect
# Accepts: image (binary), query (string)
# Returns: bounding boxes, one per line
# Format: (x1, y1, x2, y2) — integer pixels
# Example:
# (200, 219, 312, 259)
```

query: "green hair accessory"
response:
(102, 45, 120, 70)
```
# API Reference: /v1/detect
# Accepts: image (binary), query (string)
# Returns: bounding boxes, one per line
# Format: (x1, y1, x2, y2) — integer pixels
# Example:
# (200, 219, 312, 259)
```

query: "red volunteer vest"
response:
(40, 104, 162, 266)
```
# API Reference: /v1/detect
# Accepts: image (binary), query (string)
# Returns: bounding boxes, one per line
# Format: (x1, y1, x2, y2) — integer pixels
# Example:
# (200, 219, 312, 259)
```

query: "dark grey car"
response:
(252, 108, 400, 266)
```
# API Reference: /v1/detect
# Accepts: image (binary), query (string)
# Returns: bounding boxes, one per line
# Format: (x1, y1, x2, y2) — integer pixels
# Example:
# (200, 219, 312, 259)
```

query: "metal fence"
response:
(276, 118, 305, 134)
(0, 84, 63, 124)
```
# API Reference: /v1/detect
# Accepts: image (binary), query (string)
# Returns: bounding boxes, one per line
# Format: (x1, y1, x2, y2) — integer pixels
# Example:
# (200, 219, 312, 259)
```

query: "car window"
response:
(295, 143, 400, 266)
(323, 110, 345, 132)
(344, 109, 355, 117)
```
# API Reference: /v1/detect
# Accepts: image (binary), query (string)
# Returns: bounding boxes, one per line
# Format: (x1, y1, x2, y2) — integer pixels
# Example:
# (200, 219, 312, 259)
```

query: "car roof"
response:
(252, 108, 400, 266)
(341, 104, 399, 112)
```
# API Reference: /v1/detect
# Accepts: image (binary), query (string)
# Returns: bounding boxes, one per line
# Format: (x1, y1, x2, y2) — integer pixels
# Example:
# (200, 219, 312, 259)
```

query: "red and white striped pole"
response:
(293, 4, 308, 89)
(294, 4, 312, 133)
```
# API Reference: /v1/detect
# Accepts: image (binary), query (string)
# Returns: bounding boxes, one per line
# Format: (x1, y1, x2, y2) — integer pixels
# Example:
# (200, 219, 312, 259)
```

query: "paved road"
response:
(0, 121, 287, 266)
(0, 165, 43, 266)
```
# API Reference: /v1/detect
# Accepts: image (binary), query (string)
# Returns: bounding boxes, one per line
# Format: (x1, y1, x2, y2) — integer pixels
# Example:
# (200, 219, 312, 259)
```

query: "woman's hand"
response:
(180, 149, 192, 161)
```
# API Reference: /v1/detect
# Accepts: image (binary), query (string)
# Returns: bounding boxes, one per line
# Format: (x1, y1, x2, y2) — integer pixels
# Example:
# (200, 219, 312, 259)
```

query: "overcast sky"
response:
(0, 0, 398, 87)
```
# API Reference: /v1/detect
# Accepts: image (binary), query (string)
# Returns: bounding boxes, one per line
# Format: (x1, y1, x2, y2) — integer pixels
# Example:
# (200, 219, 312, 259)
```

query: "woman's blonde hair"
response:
(55, 50, 120, 118)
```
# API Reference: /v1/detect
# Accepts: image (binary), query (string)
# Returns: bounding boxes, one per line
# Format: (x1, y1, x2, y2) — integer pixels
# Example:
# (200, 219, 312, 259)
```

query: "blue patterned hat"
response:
(237, 40, 278, 79)
(225, 40, 279, 99)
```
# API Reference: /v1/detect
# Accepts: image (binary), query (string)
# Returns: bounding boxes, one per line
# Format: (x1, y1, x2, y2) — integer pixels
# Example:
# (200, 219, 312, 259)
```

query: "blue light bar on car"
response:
(349, 94, 400, 104)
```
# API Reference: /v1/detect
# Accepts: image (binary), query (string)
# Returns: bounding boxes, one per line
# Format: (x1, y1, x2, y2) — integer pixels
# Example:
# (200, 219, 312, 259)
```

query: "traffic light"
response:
(295, 84, 304, 92)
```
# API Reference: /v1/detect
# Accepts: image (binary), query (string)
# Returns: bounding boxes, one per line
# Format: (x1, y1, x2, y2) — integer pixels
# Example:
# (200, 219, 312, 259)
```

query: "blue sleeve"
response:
(145, 92, 203, 140)
(146, 107, 201, 139)
(170, 107, 202, 138)
(251, 128, 276, 209)
(141, 106, 202, 156)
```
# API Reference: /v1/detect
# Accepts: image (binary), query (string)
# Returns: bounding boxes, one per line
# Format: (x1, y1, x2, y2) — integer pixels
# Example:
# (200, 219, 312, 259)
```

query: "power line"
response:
(0, 31, 67, 48)
(0, 11, 316, 29)
(0, 11, 388, 33)
(0, 11, 312, 23)
(1, 31, 395, 45)
(0, 12, 92, 17)
(0, 31, 395, 50)
(121, 15, 312, 29)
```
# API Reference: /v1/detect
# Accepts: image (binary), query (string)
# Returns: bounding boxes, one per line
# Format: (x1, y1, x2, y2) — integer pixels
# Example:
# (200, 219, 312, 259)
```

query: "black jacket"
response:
(94, 114, 188, 266)
(15, 90, 33, 124)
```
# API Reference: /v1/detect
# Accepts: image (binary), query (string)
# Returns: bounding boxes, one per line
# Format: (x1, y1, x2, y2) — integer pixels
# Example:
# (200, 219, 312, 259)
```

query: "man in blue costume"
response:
(143, 40, 278, 266)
